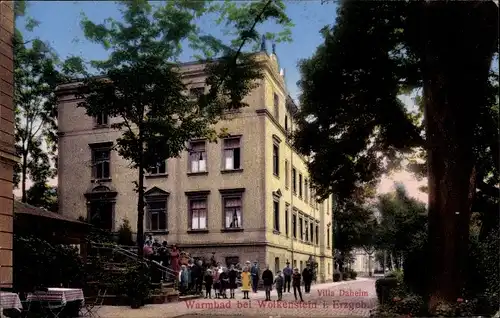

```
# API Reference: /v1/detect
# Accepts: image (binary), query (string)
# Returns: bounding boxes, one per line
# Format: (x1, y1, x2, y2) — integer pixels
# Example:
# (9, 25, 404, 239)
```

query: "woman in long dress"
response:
(240, 266, 251, 299)
(170, 244, 181, 275)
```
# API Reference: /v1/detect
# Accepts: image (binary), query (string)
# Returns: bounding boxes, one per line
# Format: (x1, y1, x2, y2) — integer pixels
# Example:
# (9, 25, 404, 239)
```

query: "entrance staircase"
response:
(85, 241, 189, 304)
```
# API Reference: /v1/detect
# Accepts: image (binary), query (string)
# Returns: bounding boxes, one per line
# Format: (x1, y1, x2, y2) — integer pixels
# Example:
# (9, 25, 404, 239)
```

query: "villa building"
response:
(55, 50, 334, 282)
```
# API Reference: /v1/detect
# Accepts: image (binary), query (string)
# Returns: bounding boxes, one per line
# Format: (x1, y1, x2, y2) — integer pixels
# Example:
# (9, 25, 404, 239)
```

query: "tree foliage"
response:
(293, 0, 497, 306)
(75, 0, 292, 256)
(13, 3, 61, 203)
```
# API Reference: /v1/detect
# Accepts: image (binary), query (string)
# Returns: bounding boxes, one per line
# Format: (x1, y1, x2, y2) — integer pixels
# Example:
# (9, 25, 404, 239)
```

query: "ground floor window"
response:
(88, 201, 113, 230)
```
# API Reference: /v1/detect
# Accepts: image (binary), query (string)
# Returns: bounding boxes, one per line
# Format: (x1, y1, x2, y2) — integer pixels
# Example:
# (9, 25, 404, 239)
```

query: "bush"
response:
(14, 234, 84, 291)
(375, 277, 399, 305)
(342, 271, 350, 280)
(117, 219, 134, 246)
(117, 264, 151, 308)
(333, 271, 341, 282)
(349, 270, 358, 280)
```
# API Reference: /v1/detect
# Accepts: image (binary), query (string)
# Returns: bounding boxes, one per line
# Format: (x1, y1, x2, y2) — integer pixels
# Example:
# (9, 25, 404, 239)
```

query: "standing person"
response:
(302, 265, 312, 294)
(240, 266, 252, 300)
(213, 266, 221, 298)
(195, 260, 204, 295)
(250, 261, 260, 293)
(262, 265, 274, 301)
(274, 270, 284, 301)
(179, 265, 189, 295)
(283, 261, 292, 293)
(292, 268, 304, 302)
(228, 265, 238, 299)
(219, 267, 229, 299)
(170, 245, 180, 276)
(204, 268, 213, 299)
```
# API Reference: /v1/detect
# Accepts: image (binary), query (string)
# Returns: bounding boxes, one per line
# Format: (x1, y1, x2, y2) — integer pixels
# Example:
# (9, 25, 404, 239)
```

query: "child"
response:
(228, 265, 238, 299)
(219, 267, 229, 299)
(240, 266, 251, 299)
(213, 266, 221, 298)
(274, 270, 284, 301)
(204, 268, 213, 299)
(179, 265, 189, 295)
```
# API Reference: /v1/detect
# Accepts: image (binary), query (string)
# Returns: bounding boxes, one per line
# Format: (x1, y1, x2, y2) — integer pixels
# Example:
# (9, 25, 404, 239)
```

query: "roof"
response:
(14, 201, 88, 225)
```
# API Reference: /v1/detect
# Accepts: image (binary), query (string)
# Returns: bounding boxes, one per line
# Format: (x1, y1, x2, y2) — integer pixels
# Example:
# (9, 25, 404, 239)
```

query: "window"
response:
(293, 260, 297, 269)
(92, 149, 110, 180)
(146, 200, 167, 231)
(305, 220, 309, 241)
(190, 86, 204, 99)
(285, 115, 289, 133)
(300, 261, 303, 271)
(292, 213, 297, 238)
(274, 257, 280, 274)
(89, 201, 113, 230)
(304, 179, 308, 203)
(273, 143, 279, 176)
(315, 225, 319, 245)
(148, 160, 167, 175)
(224, 197, 242, 229)
(95, 112, 108, 126)
(292, 168, 297, 194)
(223, 138, 241, 170)
(285, 204, 289, 237)
(273, 199, 280, 232)
(284, 160, 289, 188)
(299, 174, 303, 198)
(273, 93, 279, 120)
(189, 140, 207, 173)
(310, 222, 314, 243)
(327, 227, 331, 248)
(299, 216, 303, 240)
(189, 198, 207, 230)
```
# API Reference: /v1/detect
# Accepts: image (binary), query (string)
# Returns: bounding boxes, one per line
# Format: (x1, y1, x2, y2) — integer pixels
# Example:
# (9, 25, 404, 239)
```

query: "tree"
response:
(293, 1, 497, 308)
(76, 0, 292, 257)
(13, 3, 60, 203)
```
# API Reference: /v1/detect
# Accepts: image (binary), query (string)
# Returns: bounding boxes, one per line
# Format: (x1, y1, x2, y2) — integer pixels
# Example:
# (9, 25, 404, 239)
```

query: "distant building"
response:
(55, 51, 334, 282)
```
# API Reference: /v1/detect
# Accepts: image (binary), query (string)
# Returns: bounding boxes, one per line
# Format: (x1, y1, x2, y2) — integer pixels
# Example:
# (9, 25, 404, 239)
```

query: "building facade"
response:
(55, 52, 334, 282)
(0, 1, 15, 289)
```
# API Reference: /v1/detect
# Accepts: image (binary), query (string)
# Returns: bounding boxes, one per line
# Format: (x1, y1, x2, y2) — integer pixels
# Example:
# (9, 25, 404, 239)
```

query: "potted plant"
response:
(124, 264, 151, 308)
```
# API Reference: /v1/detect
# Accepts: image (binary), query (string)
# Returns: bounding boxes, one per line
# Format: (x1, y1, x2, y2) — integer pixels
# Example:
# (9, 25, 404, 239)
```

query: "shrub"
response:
(333, 271, 341, 282)
(117, 219, 134, 246)
(342, 271, 350, 280)
(375, 277, 399, 305)
(349, 270, 358, 280)
(117, 264, 151, 308)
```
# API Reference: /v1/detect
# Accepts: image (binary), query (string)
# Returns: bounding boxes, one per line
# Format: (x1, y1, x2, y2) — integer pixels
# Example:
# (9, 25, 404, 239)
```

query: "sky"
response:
(14, 1, 427, 202)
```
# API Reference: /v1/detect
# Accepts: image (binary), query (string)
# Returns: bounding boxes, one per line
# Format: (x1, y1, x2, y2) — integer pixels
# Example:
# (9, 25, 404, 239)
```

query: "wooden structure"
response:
(13, 201, 91, 257)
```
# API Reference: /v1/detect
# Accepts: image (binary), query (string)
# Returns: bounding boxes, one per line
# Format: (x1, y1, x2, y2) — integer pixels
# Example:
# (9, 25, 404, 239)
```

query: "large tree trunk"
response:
(421, 1, 498, 310)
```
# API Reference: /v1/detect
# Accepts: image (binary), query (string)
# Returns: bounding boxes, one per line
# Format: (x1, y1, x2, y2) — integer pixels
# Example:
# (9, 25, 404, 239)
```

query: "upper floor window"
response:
(292, 213, 297, 238)
(285, 115, 289, 133)
(310, 221, 314, 243)
(299, 174, 303, 198)
(284, 160, 289, 189)
(273, 143, 279, 176)
(292, 168, 297, 194)
(304, 179, 309, 203)
(223, 137, 241, 170)
(273, 199, 280, 233)
(92, 148, 110, 180)
(148, 160, 167, 175)
(146, 200, 167, 232)
(273, 93, 279, 120)
(223, 195, 243, 229)
(94, 112, 108, 126)
(299, 216, 303, 240)
(327, 227, 331, 248)
(189, 198, 207, 230)
(188, 140, 207, 173)
(285, 204, 290, 237)
(305, 219, 309, 241)
(315, 224, 319, 245)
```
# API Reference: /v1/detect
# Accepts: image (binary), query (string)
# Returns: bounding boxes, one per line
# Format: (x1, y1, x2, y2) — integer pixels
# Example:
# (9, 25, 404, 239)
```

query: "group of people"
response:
(196, 260, 314, 302)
